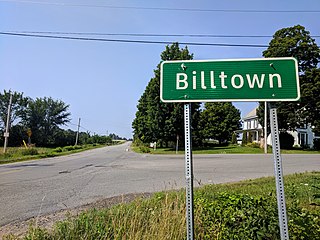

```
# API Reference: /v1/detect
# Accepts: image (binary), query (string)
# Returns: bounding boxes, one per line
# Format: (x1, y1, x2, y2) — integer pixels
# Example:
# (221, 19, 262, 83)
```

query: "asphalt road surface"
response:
(0, 142, 319, 226)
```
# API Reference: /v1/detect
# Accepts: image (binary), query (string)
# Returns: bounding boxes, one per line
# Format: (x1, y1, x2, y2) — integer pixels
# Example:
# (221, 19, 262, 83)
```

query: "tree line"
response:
(132, 43, 241, 147)
(132, 25, 320, 147)
(0, 92, 122, 147)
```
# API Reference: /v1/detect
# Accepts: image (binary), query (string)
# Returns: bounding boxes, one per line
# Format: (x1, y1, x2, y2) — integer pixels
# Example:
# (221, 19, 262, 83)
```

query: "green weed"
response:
(5, 172, 320, 240)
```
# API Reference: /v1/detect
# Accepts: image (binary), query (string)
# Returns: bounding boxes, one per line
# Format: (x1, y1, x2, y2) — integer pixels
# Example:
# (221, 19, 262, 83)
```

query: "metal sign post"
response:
(269, 104, 289, 240)
(184, 103, 194, 240)
(160, 58, 299, 240)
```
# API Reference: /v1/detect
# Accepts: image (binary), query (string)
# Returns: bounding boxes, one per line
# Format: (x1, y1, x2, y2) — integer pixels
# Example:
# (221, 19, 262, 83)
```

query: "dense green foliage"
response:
(279, 132, 295, 149)
(195, 193, 280, 239)
(231, 132, 237, 144)
(0, 90, 29, 129)
(0, 91, 118, 147)
(241, 131, 248, 146)
(200, 102, 241, 144)
(6, 172, 320, 239)
(300, 68, 320, 133)
(263, 25, 319, 73)
(258, 25, 320, 134)
(22, 97, 71, 146)
(132, 43, 201, 147)
(132, 43, 242, 147)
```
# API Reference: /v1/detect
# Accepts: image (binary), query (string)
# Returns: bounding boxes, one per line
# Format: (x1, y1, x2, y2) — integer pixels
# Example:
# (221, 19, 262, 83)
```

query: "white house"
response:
(242, 107, 317, 148)
(242, 107, 263, 143)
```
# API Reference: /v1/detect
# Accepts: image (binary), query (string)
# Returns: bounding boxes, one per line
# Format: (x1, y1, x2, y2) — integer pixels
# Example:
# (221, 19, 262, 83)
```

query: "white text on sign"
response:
(176, 71, 282, 90)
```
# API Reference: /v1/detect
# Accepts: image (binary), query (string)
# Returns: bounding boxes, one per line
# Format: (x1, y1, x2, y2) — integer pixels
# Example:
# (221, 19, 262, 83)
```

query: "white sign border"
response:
(160, 57, 300, 103)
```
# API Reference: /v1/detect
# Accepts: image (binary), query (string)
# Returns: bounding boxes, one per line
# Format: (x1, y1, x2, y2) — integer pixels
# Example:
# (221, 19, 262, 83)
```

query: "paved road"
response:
(0, 142, 319, 226)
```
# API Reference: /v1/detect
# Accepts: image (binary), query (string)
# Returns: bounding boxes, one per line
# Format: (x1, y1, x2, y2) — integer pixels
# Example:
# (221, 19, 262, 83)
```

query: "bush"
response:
(246, 142, 260, 148)
(139, 146, 151, 153)
(195, 192, 320, 239)
(231, 132, 237, 144)
(279, 132, 294, 149)
(241, 132, 247, 146)
(313, 138, 320, 150)
(288, 202, 320, 239)
(53, 147, 63, 153)
(73, 145, 82, 150)
(21, 148, 38, 156)
(195, 193, 279, 239)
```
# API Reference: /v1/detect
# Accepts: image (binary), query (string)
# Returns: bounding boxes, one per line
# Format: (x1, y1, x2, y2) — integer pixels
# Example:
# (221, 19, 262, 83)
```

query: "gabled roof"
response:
(243, 107, 258, 120)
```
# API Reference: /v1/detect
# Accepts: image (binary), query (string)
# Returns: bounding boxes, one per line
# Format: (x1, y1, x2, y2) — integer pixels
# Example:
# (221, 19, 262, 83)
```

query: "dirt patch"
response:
(0, 192, 152, 239)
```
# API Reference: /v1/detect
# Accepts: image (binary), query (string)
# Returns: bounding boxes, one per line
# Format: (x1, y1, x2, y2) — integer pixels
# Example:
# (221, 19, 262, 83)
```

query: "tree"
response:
(258, 25, 320, 131)
(200, 102, 241, 144)
(0, 90, 30, 130)
(23, 97, 71, 146)
(132, 43, 202, 147)
(263, 25, 319, 73)
(231, 132, 237, 144)
(300, 68, 320, 132)
(241, 131, 248, 146)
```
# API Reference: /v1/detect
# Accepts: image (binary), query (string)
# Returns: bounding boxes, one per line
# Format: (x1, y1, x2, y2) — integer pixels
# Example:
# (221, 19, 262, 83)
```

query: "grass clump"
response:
(21, 148, 38, 156)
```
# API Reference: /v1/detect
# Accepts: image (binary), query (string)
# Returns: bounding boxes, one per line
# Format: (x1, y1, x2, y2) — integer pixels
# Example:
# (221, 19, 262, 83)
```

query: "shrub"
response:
(53, 147, 63, 153)
(313, 138, 320, 150)
(241, 132, 247, 146)
(231, 132, 237, 144)
(73, 145, 82, 150)
(21, 148, 38, 156)
(279, 132, 294, 149)
(246, 142, 260, 148)
(139, 146, 151, 153)
(288, 202, 320, 239)
(195, 192, 279, 239)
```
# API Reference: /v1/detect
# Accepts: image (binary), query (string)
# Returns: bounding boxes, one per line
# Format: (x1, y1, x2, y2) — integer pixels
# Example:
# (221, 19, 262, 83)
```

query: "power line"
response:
(0, 32, 269, 48)
(5, 31, 320, 39)
(1, 0, 319, 13)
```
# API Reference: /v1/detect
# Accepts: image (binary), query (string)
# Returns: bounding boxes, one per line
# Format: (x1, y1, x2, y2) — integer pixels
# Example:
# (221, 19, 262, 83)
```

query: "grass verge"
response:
(4, 172, 320, 239)
(132, 144, 320, 154)
(0, 141, 125, 165)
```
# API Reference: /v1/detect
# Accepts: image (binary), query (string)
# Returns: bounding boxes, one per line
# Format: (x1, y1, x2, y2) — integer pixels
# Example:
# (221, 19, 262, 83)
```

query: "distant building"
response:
(242, 107, 263, 143)
(241, 107, 317, 148)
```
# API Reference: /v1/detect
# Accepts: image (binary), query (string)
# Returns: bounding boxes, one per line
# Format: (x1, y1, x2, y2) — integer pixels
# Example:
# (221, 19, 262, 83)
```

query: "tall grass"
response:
(4, 172, 320, 239)
(0, 142, 122, 165)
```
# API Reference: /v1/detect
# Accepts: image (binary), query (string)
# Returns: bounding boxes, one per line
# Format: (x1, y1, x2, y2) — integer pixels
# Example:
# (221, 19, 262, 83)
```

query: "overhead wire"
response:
(5, 31, 320, 38)
(0, 32, 270, 48)
(1, 0, 319, 13)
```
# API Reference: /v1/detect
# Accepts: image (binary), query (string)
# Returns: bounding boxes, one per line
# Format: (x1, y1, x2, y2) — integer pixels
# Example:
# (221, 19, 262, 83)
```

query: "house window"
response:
(248, 121, 251, 129)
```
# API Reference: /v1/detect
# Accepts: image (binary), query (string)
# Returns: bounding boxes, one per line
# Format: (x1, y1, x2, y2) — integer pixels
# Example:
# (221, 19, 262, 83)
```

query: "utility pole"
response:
(75, 118, 81, 146)
(3, 92, 13, 153)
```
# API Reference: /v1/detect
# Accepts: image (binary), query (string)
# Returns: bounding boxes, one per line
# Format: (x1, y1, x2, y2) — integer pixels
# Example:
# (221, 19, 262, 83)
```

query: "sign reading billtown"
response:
(160, 57, 299, 102)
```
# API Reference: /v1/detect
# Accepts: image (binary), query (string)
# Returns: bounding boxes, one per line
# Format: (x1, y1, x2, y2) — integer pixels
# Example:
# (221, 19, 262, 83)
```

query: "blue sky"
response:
(1, 0, 319, 138)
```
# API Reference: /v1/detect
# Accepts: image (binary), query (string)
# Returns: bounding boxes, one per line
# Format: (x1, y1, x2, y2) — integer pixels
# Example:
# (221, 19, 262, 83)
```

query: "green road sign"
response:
(160, 57, 300, 102)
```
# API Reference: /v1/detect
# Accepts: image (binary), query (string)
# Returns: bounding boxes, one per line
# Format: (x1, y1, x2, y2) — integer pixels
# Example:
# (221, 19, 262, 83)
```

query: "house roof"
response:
(243, 107, 258, 120)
